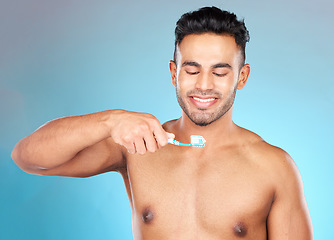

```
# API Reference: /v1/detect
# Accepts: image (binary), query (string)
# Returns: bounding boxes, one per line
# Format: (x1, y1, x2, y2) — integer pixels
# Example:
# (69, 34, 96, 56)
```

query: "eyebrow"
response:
(181, 61, 232, 69)
(181, 61, 201, 67)
(212, 63, 232, 69)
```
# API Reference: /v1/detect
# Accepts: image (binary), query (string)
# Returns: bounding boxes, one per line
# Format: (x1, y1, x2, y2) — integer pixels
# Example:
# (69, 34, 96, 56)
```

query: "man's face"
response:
(170, 33, 249, 126)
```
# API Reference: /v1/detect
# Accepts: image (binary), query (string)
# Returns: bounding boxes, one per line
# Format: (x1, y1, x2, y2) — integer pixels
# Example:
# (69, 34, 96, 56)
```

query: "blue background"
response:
(1, 0, 333, 239)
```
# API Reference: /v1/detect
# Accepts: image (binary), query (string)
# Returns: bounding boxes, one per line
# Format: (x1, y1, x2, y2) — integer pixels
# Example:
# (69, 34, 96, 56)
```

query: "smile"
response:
(189, 96, 218, 108)
(192, 97, 216, 103)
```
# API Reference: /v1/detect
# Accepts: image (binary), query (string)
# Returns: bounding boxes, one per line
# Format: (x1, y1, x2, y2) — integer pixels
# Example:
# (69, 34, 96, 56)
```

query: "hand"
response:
(110, 110, 175, 155)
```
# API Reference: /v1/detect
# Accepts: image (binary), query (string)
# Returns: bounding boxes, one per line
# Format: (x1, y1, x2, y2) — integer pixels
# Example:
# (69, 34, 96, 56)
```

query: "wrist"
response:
(102, 109, 124, 137)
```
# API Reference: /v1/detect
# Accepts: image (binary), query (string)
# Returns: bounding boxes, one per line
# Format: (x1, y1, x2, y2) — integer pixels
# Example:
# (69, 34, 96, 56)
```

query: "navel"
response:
(141, 207, 154, 224)
(233, 222, 247, 237)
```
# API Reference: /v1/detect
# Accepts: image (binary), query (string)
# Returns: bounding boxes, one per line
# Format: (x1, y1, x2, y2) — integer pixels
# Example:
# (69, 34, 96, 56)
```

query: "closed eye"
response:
(186, 71, 199, 75)
(213, 73, 227, 77)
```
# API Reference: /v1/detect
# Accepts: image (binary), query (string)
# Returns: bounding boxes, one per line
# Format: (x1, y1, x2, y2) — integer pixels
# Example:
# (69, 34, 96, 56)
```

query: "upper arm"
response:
(267, 152, 313, 239)
(28, 137, 126, 178)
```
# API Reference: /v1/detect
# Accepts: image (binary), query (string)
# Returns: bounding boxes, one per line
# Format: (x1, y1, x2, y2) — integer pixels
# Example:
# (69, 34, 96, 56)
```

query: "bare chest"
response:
(123, 146, 274, 239)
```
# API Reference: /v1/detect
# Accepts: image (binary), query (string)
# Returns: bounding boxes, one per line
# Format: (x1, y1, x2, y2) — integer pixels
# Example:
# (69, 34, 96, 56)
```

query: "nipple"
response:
(233, 222, 247, 237)
(141, 207, 154, 224)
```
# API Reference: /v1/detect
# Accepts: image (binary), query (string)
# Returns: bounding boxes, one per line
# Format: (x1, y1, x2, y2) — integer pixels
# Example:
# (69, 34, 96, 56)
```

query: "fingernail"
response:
(168, 133, 175, 139)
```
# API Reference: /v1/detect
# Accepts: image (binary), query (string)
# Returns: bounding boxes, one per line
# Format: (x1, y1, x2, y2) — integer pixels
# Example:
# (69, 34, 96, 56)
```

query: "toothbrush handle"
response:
(168, 139, 192, 146)
(168, 139, 179, 145)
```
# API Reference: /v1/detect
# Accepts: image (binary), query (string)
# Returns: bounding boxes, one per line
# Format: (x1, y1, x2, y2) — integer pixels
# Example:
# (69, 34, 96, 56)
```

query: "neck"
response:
(175, 107, 239, 146)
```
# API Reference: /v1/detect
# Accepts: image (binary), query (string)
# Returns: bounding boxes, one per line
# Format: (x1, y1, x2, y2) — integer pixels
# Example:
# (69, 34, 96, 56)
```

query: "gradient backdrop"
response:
(1, 0, 333, 239)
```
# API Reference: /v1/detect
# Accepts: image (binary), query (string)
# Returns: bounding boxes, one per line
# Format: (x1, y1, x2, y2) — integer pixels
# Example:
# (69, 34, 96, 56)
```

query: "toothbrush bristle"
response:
(190, 135, 206, 144)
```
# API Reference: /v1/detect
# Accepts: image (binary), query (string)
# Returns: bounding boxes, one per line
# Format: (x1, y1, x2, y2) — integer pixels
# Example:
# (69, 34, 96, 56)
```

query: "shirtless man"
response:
(12, 6, 313, 240)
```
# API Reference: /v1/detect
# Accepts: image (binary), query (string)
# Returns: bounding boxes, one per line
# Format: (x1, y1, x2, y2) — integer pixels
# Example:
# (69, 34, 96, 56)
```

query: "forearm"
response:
(12, 110, 116, 171)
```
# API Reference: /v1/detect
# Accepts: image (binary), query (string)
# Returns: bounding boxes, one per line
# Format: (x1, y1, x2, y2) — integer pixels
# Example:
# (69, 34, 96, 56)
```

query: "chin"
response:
(188, 112, 216, 126)
(192, 121, 212, 127)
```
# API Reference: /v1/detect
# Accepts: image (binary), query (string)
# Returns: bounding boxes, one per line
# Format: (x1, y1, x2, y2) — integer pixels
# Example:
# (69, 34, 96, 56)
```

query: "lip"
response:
(189, 96, 218, 108)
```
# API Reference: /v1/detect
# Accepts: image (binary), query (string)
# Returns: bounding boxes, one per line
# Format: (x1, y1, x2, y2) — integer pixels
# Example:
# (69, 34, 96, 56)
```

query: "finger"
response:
(167, 132, 175, 140)
(123, 141, 136, 154)
(143, 132, 158, 153)
(152, 125, 169, 147)
(134, 138, 147, 155)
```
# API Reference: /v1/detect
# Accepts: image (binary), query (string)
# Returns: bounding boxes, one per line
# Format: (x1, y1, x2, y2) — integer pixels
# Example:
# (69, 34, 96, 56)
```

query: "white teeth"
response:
(193, 97, 215, 103)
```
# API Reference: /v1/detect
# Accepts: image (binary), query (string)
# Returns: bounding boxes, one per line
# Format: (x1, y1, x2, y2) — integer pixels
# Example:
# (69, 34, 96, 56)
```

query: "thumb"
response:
(166, 132, 175, 140)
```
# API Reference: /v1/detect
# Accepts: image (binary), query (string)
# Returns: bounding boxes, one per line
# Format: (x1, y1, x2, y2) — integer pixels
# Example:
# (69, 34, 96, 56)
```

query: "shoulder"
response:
(243, 130, 314, 239)
(246, 131, 315, 239)
(239, 127, 301, 189)
(240, 127, 294, 165)
(243, 128, 305, 204)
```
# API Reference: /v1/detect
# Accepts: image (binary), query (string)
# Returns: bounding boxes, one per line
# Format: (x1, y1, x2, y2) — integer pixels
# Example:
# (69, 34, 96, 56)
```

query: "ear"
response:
(169, 60, 177, 87)
(237, 64, 250, 90)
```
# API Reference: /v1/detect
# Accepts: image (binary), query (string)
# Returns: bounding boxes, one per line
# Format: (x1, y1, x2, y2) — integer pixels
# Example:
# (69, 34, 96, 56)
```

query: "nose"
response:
(195, 72, 214, 90)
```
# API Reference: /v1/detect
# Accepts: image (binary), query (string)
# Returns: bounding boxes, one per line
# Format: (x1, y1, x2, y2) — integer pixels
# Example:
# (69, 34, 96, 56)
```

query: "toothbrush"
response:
(168, 135, 206, 147)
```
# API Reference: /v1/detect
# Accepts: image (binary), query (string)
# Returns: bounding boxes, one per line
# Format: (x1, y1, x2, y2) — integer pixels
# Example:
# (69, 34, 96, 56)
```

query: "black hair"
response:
(174, 6, 250, 66)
